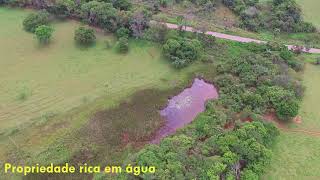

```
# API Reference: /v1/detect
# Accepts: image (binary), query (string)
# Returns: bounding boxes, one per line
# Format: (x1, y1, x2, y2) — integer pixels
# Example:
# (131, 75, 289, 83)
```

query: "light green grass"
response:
(0, 8, 205, 176)
(299, 64, 320, 130)
(263, 63, 320, 179)
(0, 7, 196, 133)
(297, 0, 320, 28)
(263, 131, 320, 180)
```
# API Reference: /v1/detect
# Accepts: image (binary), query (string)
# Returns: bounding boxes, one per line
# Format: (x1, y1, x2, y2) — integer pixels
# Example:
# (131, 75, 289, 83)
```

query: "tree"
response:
(48, 0, 75, 19)
(275, 99, 299, 121)
(80, 1, 117, 32)
(74, 27, 96, 45)
(23, 10, 50, 33)
(162, 38, 202, 68)
(34, 25, 54, 44)
(116, 27, 130, 39)
(116, 37, 129, 53)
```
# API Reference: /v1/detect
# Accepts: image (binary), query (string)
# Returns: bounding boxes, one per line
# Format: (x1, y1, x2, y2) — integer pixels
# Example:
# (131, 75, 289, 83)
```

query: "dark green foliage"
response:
(34, 25, 54, 44)
(130, 110, 279, 179)
(80, 1, 118, 32)
(47, 0, 71, 19)
(23, 10, 50, 33)
(116, 27, 130, 39)
(223, 0, 316, 33)
(280, 49, 293, 61)
(162, 37, 202, 68)
(275, 99, 299, 121)
(112, 0, 131, 10)
(116, 37, 129, 53)
(74, 27, 96, 45)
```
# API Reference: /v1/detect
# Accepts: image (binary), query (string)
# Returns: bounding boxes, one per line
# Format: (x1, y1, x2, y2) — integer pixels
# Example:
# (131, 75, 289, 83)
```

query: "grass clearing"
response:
(0, 7, 197, 133)
(263, 131, 320, 179)
(263, 63, 320, 179)
(0, 7, 209, 179)
(297, 0, 320, 28)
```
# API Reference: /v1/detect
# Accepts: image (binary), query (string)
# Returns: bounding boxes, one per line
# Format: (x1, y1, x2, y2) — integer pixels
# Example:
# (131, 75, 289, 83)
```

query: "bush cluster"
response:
(163, 37, 202, 68)
(223, 0, 316, 33)
(23, 10, 49, 33)
(74, 27, 96, 46)
(126, 108, 279, 179)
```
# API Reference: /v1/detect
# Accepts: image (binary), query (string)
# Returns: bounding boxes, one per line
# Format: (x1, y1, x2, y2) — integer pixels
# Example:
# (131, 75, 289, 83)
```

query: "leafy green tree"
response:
(23, 10, 50, 33)
(74, 27, 96, 45)
(162, 38, 202, 68)
(80, 1, 117, 32)
(34, 25, 54, 44)
(275, 99, 299, 120)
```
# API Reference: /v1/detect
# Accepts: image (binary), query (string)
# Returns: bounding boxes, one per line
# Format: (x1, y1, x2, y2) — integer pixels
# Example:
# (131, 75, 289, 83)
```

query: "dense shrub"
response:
(275, 99, 299, 120)
(116, 27, 130, 39)
(129, 111, 279, 179)
(80, 1, 118, 32)
(47, 0, 73, 19)
(223, 0, 316, 33)
(162, 38, 202, 68)
(74, 27, 96, 45)
(23, 10, 50, 33)
(34, 25, 54, 44)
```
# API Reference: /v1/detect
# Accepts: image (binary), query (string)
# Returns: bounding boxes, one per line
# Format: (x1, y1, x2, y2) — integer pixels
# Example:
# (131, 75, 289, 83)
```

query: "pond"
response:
(152, 78, 219, 143)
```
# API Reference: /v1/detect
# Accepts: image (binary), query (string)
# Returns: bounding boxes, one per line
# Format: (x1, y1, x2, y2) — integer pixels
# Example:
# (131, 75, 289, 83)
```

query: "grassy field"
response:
(297, 0, 320, 28)
(0, 7, 208, 178)
(0, 7, 197, 133)
(263, 63, 320, 179)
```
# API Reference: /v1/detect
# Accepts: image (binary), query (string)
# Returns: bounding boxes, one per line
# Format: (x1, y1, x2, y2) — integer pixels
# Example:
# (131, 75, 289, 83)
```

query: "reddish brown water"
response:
(152, 78, 219, 143)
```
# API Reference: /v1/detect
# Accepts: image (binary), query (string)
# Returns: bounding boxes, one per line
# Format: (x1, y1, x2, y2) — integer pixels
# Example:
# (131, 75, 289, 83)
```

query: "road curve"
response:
(161, 22, 320, 54)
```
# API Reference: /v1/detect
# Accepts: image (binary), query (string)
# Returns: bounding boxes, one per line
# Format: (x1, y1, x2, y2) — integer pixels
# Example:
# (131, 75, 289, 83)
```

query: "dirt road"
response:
(162, 22, 320, 54)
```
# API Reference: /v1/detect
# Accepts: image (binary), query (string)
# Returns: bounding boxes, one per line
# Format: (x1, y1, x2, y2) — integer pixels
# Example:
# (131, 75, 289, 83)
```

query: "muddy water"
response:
(152, 78, 219, 143)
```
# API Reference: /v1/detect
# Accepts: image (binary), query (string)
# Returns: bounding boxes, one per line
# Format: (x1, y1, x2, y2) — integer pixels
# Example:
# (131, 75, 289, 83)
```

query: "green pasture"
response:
(0, 7, 195, 133)
(297, 0, 320, 28)
(0, 7, 204, 176)
(264, 63, 320, 179)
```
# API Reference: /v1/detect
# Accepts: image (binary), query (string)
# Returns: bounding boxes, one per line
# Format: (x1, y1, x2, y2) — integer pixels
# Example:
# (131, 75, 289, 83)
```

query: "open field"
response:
(263, 131, 320, 179)
(297, 0, 320, 28)
(0, 7, 197, 133)
(0, 7, 209, 178)
(263, 63, 320, 179)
